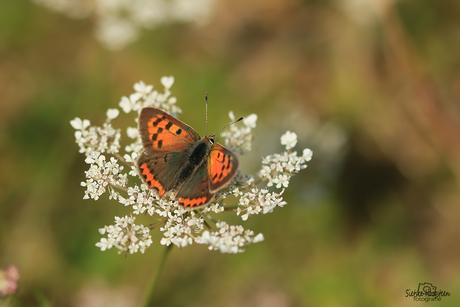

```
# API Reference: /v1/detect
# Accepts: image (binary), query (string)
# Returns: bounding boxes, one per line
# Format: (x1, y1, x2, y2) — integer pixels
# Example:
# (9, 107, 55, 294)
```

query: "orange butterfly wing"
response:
(138, 108, 200, 152)
(207, 143, 239, 192)
(137, 108, 200, 197)
(176, 161, 215, 208)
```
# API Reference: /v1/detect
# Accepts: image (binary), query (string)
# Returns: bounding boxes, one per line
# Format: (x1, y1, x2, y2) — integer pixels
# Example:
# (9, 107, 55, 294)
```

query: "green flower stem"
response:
(141, 244, 173, 307)
(203, 218, 216, 232)
(149, 217, 168, 230)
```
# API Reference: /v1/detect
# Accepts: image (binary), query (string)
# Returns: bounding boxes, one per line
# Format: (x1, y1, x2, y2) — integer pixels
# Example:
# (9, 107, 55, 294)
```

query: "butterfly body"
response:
(137, 108, 239, 208)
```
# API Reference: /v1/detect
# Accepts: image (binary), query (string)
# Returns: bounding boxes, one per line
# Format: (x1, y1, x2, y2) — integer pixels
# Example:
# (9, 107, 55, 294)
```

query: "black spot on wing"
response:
(176, 128, 182, 135)
(152, 118, 162, 127)
(158, 140, 163, 148)
(165, 122, 173, 130)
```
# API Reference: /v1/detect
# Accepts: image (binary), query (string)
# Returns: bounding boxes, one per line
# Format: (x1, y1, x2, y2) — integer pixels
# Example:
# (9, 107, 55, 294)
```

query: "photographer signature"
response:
(406, 283, 450, 301)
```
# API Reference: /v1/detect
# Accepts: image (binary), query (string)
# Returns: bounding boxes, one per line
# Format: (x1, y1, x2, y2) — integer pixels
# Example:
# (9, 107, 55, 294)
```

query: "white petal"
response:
(280, 131, 298, 149)
(74, 131, 82, 140)
(119, 96, 132, 113)
(303, 148, 313, 160)
(106, 108, 120, 120)
(253, 233, 264, 242)
(123, 154, 132, 162)
(133, 81, 146, 93)
(168, 96, 177, 105)
(160, 76, 175, 89)
(70, 117, 82, 129)
(129, 92, 142, 103)
(82, 119, 90, 129)
(145, 85, 153, 93)
(126, 127, 138, 139)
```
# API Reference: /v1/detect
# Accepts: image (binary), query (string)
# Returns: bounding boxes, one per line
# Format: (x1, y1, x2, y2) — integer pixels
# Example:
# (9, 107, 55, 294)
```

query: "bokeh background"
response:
(1, 0, 460, 306)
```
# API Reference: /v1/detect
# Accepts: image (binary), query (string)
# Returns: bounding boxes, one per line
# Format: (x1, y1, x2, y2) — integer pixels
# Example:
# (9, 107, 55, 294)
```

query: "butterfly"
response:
(137, 100, 242, 208)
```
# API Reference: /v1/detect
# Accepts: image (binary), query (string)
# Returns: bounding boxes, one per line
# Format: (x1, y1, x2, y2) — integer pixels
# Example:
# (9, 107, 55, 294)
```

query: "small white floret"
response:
(281, 131, 298, 150)
(160, 76, 175, 89)
(107, 108, 120, 120)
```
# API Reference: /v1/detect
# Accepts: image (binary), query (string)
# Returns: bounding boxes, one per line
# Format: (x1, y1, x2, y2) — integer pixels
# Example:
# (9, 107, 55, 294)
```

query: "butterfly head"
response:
(201, 134, 215, 146)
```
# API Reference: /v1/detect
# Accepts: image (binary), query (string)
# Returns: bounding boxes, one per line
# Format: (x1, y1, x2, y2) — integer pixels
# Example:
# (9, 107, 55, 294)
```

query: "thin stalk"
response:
(141, 244, 173, 307)
(203, 218, 216, 232)
(149, 217, 168, 230)
(110, 183, 128, 192)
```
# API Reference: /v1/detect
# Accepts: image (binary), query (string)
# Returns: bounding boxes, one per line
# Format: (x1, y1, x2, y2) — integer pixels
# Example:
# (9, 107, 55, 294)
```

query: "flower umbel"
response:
(96, 215, 153, 254)
(71, 78, 313, 254)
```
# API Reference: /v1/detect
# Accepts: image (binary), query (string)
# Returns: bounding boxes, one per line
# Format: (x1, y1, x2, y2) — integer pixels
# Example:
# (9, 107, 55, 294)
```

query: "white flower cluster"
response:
(96, 215, 152, 254)
(71, 77, 313, 254)
(70, 119, 121, 156)
(81, 152, 128, 200)
(32, 0, 216, 50)
(229, 132, 313, 221)
(260, 137, 313, 189)
(196, 222, 264, 253)
(221, 111, 258, 154)
(236, 188, 287, 221)
(159, 207, 204, 247)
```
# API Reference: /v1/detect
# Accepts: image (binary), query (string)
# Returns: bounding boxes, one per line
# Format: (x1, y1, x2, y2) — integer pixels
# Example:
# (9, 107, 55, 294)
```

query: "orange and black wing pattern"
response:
(207, 143, 239, 192)
(137, 150, 188, 196)
(176, 161, 215, 208)
(138, 108, 200, 153)
(137, 108, 199, 196)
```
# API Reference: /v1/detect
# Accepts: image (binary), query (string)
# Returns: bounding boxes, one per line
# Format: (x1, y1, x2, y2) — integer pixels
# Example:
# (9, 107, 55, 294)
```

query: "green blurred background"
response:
(1, 0, 460, 306)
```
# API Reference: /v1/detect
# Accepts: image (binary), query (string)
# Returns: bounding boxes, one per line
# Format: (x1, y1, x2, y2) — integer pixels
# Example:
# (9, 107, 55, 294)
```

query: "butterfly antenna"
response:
(205, 93, 208, 136)
(211, 116, 244, 137)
